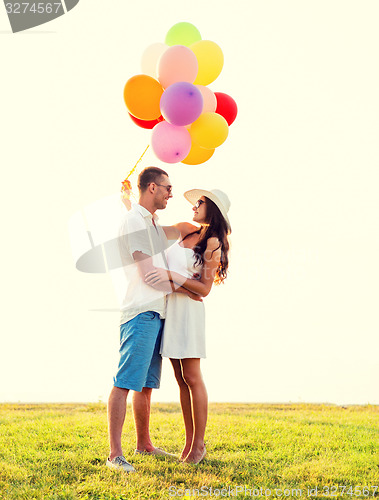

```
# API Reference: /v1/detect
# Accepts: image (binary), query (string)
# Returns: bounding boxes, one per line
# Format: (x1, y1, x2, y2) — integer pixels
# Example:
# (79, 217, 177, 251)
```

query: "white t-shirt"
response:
(110, 203, 169, 325)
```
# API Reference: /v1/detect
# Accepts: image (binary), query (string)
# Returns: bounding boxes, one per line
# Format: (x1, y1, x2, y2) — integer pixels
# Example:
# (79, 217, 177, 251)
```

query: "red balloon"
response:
(214, 92, 238, 126)
(129, 113, 163, 129)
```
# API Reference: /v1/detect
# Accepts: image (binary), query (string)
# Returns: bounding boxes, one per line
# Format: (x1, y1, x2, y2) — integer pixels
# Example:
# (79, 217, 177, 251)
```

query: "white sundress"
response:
(160, 240, 206, 359)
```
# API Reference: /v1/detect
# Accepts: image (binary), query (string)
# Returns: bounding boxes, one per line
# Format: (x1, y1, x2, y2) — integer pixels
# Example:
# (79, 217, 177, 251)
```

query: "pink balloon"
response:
(160, 82, 203, 126)
(158, 45, 198, 89)
(196, 85, 217, 113)
(151, 121, 192, 163)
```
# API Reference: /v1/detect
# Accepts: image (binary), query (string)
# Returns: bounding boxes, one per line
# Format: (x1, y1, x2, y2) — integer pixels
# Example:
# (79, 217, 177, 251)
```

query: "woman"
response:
(144, 188, 231, 464)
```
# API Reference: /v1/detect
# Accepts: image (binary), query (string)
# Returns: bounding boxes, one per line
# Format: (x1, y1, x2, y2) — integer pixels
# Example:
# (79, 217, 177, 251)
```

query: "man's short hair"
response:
(138, 167, 168, 193)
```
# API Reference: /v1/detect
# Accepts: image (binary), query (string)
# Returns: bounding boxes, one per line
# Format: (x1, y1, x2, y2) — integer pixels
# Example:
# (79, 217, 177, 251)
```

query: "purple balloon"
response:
(160, 82, 203, 126)
(151, 121, 191, 164)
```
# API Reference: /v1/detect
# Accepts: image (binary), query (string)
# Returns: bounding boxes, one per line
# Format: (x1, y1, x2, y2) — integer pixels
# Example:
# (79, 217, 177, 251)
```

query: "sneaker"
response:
(106, 455, 136, 472)
(134, 447, 177, 459)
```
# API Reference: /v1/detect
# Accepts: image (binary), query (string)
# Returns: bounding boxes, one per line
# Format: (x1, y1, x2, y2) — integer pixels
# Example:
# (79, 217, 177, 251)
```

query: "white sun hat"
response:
(183, 188, 232, 234)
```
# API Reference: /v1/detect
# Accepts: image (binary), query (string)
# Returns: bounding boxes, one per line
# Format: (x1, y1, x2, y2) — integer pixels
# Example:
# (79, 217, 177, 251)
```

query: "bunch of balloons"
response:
(123, 22, 238, 165)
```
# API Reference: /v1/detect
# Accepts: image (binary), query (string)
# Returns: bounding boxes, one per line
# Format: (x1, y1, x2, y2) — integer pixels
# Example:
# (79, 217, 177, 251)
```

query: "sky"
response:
(1, 0, 378, 405)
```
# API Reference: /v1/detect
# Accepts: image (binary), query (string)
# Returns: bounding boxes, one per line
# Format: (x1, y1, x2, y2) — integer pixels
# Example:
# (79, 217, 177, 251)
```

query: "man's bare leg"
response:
(108, 386, 129, 460)
(132, 387, 155, 452)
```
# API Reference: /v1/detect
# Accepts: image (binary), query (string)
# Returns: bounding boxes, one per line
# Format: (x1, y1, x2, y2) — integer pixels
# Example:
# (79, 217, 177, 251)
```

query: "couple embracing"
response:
(106, 166, 231, 472)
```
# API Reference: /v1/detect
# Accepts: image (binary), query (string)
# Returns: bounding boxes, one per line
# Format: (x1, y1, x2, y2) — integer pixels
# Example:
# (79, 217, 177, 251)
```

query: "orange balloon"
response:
(124, 75, 163, 120)
(182, 141, 215, 165)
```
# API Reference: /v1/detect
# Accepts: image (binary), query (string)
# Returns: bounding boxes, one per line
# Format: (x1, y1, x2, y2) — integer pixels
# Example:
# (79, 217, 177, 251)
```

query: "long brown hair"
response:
(183, 197, 230, 284)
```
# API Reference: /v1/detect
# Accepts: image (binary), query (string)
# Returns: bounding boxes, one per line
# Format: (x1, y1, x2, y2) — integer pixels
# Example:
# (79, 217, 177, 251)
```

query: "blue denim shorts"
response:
(113, 311, 164, 392)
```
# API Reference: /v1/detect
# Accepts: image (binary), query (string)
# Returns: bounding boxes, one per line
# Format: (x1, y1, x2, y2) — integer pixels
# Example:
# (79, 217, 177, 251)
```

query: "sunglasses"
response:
(194, 199, 205, 209)
(154, 183, 173, 194)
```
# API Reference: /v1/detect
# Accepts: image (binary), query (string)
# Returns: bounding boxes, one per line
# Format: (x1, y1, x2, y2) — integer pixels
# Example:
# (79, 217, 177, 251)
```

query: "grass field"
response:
(0, 403, 378, 499)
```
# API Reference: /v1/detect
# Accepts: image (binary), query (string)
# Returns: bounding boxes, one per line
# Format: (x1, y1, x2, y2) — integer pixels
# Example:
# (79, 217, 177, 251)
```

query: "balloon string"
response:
(126, 144, 150, 180)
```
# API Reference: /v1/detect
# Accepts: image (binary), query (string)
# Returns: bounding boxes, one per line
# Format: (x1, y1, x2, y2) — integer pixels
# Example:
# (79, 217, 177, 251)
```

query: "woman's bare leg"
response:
(170, 358, 194, 460)
(181, 358, 207, 463)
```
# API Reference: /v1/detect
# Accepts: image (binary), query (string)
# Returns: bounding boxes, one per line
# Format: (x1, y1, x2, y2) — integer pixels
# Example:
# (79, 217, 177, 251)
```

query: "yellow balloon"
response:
(182, 141, 215, 165)
(190, 112, 229, 149)
(191, 40, 224, 86)
(124, 74, 163, 120)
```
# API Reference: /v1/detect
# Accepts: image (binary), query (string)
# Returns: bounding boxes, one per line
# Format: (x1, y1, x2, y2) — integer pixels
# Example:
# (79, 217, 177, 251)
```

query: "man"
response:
(107, 166, 198, 472)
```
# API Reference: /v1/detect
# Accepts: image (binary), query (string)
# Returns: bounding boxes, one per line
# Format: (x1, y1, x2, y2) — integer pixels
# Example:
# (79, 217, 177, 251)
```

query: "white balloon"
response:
(141, 43, 168, 78)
